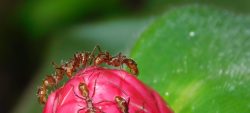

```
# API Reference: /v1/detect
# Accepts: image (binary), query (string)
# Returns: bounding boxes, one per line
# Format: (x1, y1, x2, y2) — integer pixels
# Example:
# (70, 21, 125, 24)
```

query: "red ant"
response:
(37, 49, 95, 104)
(93, 46, 139, 76)
(114, 96, 129, 113)
(112, 53, 138, 76)
(37, 45, 139, 104)
(73, 75, 105, 113)
(60, 51, 92, 78)
(76, 83, 101, 113)
(37, 85, 47, 104)
(115, 95, 146, 113)
(115, 97, 146, 113)
(75, 82, 130, 113)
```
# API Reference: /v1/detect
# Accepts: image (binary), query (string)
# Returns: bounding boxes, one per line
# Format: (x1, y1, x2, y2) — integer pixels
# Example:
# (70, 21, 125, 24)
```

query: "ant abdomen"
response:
(122, 58, 139, 76)
(37, 86, 47, 104)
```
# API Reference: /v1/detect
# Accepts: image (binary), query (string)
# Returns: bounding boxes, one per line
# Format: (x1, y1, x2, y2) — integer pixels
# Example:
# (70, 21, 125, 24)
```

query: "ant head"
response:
(115, 96, 126, 103)
(37, 86, 47, 104)
(79, 83, 89, 97)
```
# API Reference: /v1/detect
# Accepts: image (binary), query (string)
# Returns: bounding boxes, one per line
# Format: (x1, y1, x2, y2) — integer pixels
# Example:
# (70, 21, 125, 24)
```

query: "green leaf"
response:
(131, 5, 250, 113)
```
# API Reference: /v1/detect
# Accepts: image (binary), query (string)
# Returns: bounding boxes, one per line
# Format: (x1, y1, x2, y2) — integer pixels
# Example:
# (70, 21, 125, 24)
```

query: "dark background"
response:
(1, 0, 249, 113)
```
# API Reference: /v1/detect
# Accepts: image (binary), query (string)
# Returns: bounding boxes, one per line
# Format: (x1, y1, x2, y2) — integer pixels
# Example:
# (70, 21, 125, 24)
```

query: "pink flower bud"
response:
(43, 66, 173, 113)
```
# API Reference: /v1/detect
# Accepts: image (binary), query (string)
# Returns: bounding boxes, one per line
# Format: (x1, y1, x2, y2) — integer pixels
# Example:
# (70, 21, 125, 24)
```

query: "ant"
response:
(114, 96, 129, 113)
(76, 83, 101, 113)
(73, 72, 146, 113)
(74, 75, 105, 113)
(115, 96, 146, 113)
(37, 49, 95, 104)
(37, 85, 47, 104)
(93, 46, 139, 76)
(75, 82, 129, 113)
(60, 51, 92, 78)
(37, 45, 139, 104)
(112, 54, 138, 76)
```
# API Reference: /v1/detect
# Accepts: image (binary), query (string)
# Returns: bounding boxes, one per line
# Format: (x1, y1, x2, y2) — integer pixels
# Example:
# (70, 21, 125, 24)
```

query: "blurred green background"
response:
(1, 0, 250, 113)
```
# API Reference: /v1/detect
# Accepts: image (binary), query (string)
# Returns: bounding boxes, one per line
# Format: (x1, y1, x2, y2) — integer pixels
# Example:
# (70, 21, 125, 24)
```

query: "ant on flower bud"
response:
(93, 46, 139, 76)
(37, 85, 47, 104)
(115, 96, 129, 113)
(37, 45, 139, 104)
(77, 82, 98, 113)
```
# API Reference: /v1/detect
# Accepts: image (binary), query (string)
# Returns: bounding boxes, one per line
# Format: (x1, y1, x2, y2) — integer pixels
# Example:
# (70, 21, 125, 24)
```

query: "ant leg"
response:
(94, 100, 115, 113)
(77, 106, 87, 113)
(90, 73, 101, 98)
(94, 107, 106, 113)
(135, 102, 145, 113)
(86, 70, 96, 81)
(52, 62, 66, 74)
(52, 62, 64, 72)
(95, 45, 102, 53)
(127, 97, 130, 107)
(95, 100, 115, 105)
(52, 62, 64, 79)
(52, 61, 59, 68)
(90, 45, 102, 57)
(106, 79, 128, 97)
(89, 45, 102, 65)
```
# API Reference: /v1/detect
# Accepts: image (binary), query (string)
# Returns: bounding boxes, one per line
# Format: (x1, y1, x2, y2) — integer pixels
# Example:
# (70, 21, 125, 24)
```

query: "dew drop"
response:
(189, 31, 196, 37)
(164, 92, 169, 96)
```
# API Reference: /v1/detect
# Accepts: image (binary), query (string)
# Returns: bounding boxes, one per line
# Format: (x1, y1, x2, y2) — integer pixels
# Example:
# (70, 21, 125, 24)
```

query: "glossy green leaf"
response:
(131, 5, 250, 113)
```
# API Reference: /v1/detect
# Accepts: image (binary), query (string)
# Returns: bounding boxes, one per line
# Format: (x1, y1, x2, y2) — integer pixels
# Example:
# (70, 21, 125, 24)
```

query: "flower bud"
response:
(43, 66, 173, 113)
